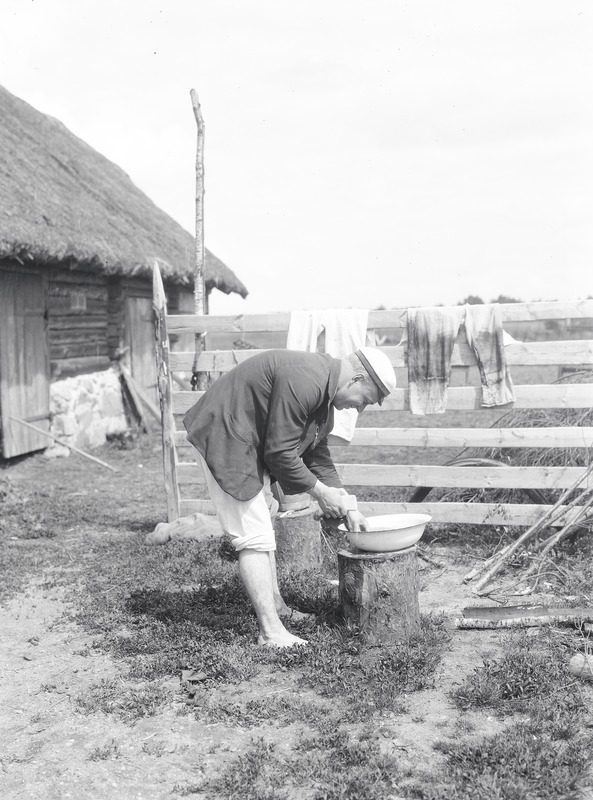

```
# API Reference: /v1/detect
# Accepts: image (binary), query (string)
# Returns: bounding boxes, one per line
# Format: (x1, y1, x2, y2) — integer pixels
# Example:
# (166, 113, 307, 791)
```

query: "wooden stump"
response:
(338, 546, 420, 646)
(274, 509, 322, 571)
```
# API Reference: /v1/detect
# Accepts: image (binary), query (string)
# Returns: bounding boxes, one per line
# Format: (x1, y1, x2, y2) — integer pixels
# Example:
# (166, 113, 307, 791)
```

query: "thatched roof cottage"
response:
(0, 84, 248, 457)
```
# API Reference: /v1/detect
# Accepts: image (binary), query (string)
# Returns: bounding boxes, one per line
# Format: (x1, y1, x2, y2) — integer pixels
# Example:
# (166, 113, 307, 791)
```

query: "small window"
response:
(70, 291, 87, 311)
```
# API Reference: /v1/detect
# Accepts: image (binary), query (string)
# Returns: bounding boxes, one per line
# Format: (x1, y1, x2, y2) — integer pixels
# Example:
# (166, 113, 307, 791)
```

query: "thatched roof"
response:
(0, 84, 248, 297)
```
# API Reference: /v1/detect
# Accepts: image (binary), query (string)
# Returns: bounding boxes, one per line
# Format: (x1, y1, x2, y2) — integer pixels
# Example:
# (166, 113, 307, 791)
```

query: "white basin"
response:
(339, 513, 431, 553)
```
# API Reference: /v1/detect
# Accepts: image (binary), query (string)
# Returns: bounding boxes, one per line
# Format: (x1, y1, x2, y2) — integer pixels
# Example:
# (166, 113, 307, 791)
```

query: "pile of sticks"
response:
(464, 461, 593, 596)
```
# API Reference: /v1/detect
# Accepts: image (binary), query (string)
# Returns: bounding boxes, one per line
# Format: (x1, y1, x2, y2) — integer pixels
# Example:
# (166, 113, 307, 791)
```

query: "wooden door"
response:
(124, 295, 158, 403)
(0, 270, 50, 457)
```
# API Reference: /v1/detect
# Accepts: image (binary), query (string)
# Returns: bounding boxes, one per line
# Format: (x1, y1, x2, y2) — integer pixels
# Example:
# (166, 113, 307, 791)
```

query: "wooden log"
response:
(455, 605, 593, 629)
(274, 509, 322, 571)
(338, 546, 420, 646)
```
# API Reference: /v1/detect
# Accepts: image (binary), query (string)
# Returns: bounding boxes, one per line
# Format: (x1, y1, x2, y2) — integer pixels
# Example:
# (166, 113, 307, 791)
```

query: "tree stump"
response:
(274, 508, 322, 571)
(338, 546, 420, 645)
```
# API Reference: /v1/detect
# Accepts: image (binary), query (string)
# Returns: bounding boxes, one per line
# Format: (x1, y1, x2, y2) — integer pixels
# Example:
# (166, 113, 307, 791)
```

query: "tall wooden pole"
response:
(190, 88, 207, 390)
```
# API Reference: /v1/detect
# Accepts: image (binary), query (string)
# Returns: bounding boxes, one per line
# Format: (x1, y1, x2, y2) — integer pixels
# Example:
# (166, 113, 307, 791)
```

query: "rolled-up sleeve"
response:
(263, 366, 334, 494)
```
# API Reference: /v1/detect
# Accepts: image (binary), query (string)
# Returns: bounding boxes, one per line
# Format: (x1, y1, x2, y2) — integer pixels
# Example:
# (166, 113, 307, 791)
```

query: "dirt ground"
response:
(0, 435, 590, 799)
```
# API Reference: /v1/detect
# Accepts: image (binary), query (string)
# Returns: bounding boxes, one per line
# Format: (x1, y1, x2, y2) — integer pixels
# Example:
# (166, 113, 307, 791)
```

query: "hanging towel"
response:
(464, 304, 516, 407)
(407, 304, 517, 414)
(407, 306, 465, 414)
(287, 309, 369, 441)
(285, 309, 325, 352)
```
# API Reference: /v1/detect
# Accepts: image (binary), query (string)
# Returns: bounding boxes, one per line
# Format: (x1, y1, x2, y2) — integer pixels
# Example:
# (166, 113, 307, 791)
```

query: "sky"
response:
(1, 0, 592, 315)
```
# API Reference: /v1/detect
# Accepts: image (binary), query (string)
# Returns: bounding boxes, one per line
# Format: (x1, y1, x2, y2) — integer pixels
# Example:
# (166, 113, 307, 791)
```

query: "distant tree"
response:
(491, 294, 523, 304)
(459, 295, 484, 305)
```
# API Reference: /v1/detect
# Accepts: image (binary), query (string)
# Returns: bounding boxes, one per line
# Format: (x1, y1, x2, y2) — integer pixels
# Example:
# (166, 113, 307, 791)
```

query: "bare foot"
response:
(257, 630, 308, 648)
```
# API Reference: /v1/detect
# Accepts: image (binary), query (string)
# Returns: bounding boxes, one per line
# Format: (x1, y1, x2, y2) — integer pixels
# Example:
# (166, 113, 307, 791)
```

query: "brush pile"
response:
(442, 371, 593, 595)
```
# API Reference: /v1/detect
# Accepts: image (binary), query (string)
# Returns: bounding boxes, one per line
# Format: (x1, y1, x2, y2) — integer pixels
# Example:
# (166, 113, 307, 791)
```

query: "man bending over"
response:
(183, 347, 396, 648)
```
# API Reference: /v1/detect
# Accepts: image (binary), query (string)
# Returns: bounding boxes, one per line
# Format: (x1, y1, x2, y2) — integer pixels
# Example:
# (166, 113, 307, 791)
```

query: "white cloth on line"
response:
(286, 309, 369, 442)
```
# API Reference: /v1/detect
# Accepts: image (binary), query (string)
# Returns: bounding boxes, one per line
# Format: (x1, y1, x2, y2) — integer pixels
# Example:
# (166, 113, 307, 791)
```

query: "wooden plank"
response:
(168, 338, 593, 372)
(0, 270, 50, 457)
(50, 342, 110, 360)
(173, 426, 593, 451)
(171, 383, 593, 415)
(50, 356, 112, 377)
(153, 265, 181, 521)
(175, 461, 583, 489)
(334, 463, 585, 489)
(356, 501, 589, 527)
(175, 499, 585, 527)
(337, 426, 593, 449)
(166, 299, 593, 334)
(125, 295, 159, 402)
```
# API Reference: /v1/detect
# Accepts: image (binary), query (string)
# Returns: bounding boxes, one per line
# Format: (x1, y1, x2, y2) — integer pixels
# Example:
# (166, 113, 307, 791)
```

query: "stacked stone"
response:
(48, 368, 128, 454)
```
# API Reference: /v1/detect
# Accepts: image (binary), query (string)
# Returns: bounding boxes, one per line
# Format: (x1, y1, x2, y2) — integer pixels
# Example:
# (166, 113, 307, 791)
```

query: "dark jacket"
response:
(183, 350, 344, 501)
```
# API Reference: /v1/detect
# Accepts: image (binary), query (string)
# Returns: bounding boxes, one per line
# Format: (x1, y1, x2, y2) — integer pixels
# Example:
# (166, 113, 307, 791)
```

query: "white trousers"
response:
(196, 452, 278, 552)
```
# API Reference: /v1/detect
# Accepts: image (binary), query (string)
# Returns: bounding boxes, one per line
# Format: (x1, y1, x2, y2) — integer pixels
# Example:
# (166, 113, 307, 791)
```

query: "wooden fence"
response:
(154, 266, 593, 529)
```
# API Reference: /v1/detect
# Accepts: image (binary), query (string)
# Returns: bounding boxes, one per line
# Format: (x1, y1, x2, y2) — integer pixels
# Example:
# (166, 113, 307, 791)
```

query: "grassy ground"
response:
(1, 431, 593, 799)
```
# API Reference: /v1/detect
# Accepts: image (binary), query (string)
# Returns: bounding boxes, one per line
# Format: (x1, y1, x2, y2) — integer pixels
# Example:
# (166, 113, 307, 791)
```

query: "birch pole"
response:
(190, 88, 207, 390)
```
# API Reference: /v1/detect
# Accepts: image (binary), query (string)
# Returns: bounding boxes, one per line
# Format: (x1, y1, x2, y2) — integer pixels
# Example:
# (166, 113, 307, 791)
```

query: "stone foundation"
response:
(49, 368, 128, 451)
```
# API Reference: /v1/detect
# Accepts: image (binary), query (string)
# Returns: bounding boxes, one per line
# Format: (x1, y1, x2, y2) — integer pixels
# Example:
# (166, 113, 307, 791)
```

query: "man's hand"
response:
(309, 482, 350, 519)
(344, 509, 369, 533)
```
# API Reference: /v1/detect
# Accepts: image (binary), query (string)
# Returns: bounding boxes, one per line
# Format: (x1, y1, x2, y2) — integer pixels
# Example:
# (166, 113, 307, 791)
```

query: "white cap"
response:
(356, 347, 396, 404)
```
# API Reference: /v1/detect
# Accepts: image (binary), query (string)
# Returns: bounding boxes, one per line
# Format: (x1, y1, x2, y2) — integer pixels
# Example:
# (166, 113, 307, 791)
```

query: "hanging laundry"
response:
(465, 304, 516, 407)
(407, 304, 516, 414)
(407, 306, 465, 414)
(286, 309, 370, 441)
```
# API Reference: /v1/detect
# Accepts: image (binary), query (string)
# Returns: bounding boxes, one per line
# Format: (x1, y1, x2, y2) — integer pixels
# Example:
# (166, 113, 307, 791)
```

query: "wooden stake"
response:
(190, 88, 207, 391)
(153, 264, 181, 521)
(9, 417, 118, 472)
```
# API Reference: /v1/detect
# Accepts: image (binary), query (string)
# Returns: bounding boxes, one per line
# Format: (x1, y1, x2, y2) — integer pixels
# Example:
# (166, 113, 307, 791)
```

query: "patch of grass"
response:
(411, 717, 592, 800)
(187, 692, 334, 730)
(141, 739, 168, 757)
(203, 729, 403, 800)
(405, 629, 593, 799)
(259, 613, 449, 722)
(172, 783, 204, 797)
(88, 739, 122, 761)
(75, 678, 175, 723)
(451, 630, 584, 714)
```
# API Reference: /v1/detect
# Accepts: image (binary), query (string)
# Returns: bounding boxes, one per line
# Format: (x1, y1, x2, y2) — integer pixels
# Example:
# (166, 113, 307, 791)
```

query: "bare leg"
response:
(238, 549, 307, 648)
(268, 552, 312, 622)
